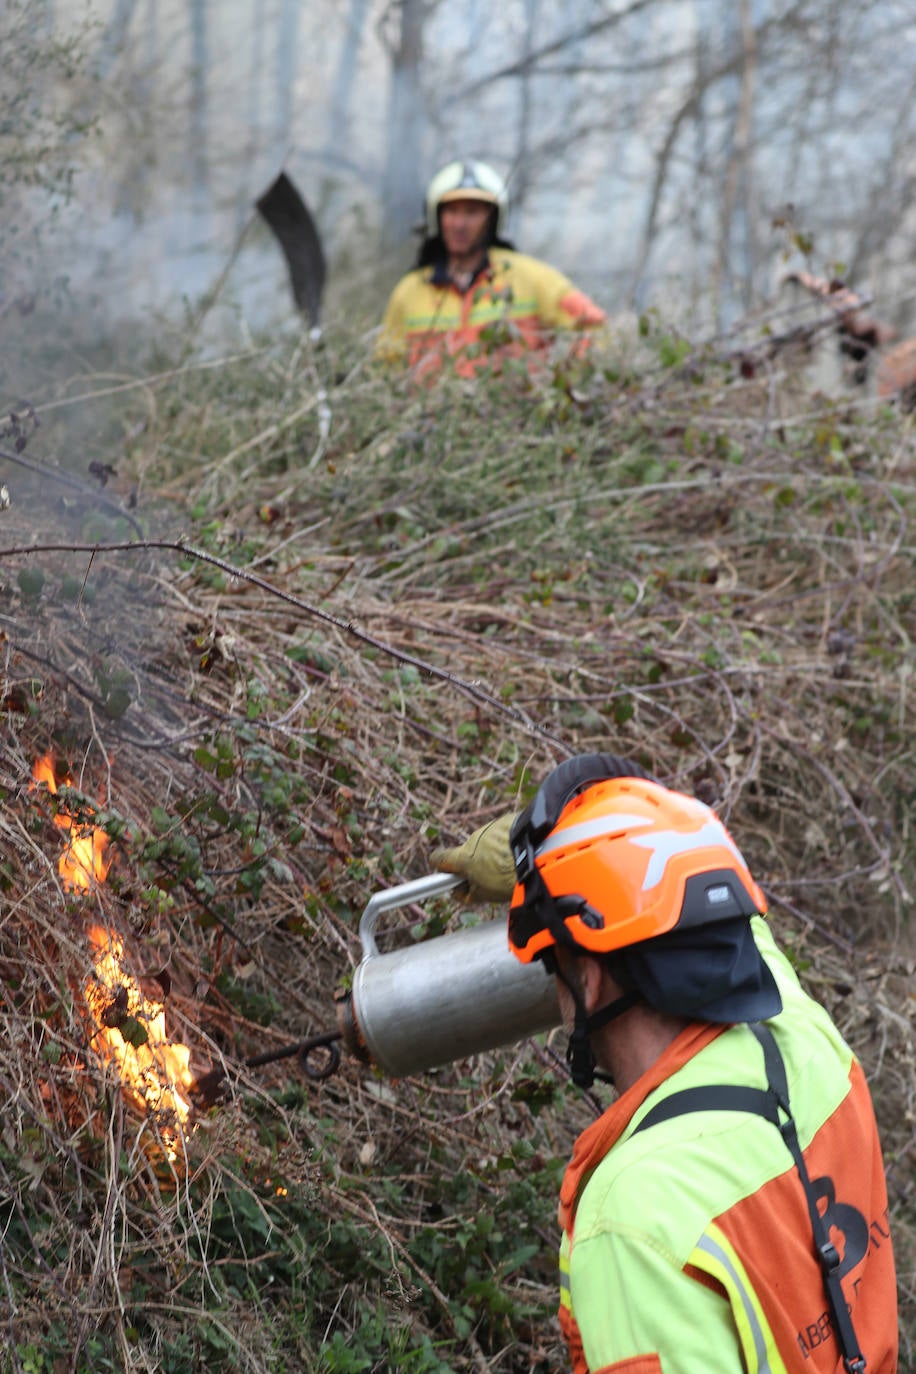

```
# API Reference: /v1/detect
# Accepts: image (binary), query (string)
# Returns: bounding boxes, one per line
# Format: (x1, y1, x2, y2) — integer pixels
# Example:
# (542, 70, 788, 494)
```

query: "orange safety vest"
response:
(376, 248, 606, 381)
(557, 920, 898, 1374)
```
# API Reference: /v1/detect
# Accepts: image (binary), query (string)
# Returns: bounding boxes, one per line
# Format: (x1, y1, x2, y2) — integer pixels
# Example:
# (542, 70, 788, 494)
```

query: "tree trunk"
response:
(96, 0, 140, 77)
(274, 0, 301, 168)
(712, 0, 757, 328)
(381, 0, 427, 252)
(326, 0, 371, 156)
(512, 0, 541, 223)
(189, 0, 208, 197)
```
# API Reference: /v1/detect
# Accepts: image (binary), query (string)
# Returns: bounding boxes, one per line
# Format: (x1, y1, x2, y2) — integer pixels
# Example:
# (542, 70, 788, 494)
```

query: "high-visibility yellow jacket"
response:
(376, 249, 606, 381)
(558, 919, 897, 1373)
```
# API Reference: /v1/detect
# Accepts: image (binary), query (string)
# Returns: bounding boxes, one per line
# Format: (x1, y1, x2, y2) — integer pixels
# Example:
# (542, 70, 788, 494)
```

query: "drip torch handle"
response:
(358, 872, 465, 959)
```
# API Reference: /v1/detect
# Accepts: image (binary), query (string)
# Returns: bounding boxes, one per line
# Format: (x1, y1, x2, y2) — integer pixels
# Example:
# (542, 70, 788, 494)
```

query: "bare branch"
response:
(0, 536, 570, 753)
(443, 0, 660, 102)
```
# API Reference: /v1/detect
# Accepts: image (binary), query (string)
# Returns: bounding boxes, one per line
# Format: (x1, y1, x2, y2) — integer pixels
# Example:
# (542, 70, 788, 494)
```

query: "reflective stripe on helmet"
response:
(535, 810, 749, 894)
(630, 819, 748, 891)
(537, 813, 653, 859)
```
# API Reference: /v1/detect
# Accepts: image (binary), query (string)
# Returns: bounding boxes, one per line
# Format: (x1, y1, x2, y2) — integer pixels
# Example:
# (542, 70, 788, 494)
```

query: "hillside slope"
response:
(1, 327, 913, 1371)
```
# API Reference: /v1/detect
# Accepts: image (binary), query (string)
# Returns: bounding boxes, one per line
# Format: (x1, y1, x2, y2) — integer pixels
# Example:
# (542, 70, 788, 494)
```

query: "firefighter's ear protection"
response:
(510, 754, 654, 859)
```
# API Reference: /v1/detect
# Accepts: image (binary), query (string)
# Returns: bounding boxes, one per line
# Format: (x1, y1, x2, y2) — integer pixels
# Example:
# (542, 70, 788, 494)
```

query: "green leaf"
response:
(59, 574, 82, 601)
(103, 685, 132, 719)
(613, 695, 634, 725)
(118, 1016, 149, 1049)
(17, 567, 45, 599)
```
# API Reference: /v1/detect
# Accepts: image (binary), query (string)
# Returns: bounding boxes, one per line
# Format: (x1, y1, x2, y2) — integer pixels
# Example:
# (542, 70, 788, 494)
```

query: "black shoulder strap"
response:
(633, 1083, 777, 1134)
(748, 1023, 866, 1374)
(630, 1021, 866, 1374)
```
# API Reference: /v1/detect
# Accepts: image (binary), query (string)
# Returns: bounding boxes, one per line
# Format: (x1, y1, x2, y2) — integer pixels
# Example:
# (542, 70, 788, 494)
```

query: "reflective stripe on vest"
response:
(690, 1223, 788, 1374)
(559, 1242, 572, 1311)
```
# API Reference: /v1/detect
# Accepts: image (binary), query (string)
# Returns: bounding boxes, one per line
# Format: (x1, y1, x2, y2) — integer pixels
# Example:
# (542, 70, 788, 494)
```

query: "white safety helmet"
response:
(425, 160, 509, 237)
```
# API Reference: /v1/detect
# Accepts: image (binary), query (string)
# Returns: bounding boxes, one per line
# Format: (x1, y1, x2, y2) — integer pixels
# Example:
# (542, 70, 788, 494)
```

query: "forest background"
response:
(1, 1, 914, 1371)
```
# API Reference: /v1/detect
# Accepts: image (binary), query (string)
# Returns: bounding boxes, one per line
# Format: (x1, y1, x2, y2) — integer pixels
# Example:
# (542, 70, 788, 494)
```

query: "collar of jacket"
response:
(429, 251, 493, 292)
(558, 1020, 727, 1233)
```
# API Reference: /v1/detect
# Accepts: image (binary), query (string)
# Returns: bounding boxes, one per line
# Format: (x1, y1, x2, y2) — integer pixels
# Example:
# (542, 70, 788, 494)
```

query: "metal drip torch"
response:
(335, 873, 562, 1076)
(192, 874, 561, 1103)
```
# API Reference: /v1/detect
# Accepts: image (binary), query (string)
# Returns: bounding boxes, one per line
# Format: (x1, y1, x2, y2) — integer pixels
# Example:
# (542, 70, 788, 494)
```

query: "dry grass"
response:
(0, 323, 913, 1370)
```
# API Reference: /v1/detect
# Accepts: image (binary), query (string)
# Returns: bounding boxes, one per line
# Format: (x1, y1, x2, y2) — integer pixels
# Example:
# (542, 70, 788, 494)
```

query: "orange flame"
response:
(85, 926, 194, 1134)
(30, 754, 195, 1149)
(31, 753, 111, 891)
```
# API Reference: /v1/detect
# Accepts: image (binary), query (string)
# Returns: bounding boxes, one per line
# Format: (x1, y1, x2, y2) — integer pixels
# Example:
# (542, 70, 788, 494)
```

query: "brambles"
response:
(0, 324, 913, 1368)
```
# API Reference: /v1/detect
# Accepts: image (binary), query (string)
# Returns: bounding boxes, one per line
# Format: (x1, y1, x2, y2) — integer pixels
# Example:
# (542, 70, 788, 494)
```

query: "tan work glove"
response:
(431, 813, 517, 903)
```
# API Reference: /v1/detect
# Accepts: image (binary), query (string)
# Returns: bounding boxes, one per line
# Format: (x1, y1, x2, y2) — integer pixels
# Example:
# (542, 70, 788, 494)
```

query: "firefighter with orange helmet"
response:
(377, 159, 606, 380)
(434, 754, 898, 1374)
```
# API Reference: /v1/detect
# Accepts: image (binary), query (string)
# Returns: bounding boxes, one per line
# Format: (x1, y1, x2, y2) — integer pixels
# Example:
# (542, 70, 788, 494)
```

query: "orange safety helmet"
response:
(508, 755, 766, 965)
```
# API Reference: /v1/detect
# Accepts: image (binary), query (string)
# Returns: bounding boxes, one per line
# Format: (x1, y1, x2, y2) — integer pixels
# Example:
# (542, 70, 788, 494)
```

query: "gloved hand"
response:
(431, 813, 517, 903)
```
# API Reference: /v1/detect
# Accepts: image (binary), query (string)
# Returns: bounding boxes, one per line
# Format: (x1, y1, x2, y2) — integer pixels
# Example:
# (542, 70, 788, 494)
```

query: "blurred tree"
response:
(426, 0, 916, 325)
(189, 0, 208, 197)
(325, 0, 372, 158)
(380, 0, 429, 250)
(0, 0, 95, 316)
(511, 0, 541, 216)
(96, 0, 139, 78)
(273, 0, 301, 173)
(9, 0, 916, 342)
(712, 0, 758, 328)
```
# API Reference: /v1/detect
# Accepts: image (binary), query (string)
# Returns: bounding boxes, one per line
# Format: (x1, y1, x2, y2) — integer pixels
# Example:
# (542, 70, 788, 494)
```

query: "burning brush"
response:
(31, 753, 195, 1150)
(29, 754, 559, 1127)
(31, 752, 111, 892)
(29, 751, 340, 1131)
(84, 925, 194, 1130)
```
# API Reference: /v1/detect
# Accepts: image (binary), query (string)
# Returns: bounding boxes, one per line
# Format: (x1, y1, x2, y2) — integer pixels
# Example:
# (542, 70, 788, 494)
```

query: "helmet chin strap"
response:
(562, 977, 641, 1090)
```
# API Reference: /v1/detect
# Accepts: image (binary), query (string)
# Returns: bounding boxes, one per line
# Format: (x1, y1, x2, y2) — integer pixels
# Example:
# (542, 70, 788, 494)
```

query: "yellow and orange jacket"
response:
(376, 249, 606, 381)
(558, 919, 897, 1374)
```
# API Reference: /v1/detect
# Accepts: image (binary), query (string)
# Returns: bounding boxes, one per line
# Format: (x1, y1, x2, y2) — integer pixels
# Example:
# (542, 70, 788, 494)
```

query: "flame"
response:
(30, 754, 195, 1148)
(31, 753, 111, 891)
(85, 926, 194, 1134)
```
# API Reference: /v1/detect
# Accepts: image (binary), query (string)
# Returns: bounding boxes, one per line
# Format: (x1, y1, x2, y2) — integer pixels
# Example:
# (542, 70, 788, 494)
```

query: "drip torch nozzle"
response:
(191, 1028, 343, 1108)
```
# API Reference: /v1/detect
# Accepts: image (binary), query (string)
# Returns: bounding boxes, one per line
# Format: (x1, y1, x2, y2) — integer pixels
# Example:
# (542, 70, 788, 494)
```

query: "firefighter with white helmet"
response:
(423, 160, 510, 239)
(377, 159, 606, 380)
(434, 753, 898, 1373)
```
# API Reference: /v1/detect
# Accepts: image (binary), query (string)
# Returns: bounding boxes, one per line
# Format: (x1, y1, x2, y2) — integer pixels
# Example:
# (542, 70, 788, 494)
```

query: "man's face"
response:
(438, 198, 493, 259)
